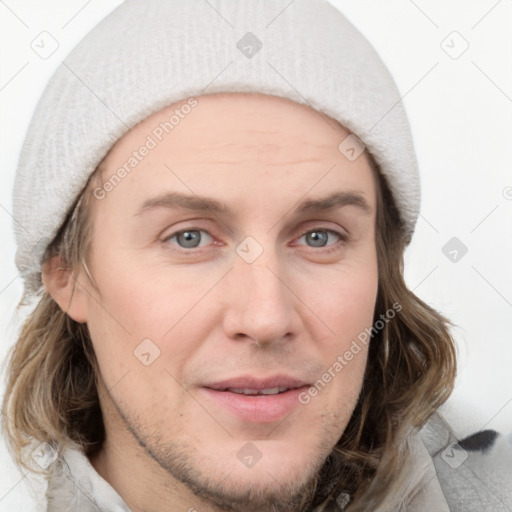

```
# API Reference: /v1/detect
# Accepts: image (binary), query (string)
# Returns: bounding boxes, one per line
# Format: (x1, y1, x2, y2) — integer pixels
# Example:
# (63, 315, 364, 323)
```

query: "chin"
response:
(147, 431, 335, 512)
(233, 440, 324, 481)
(173, 448, 323, 512)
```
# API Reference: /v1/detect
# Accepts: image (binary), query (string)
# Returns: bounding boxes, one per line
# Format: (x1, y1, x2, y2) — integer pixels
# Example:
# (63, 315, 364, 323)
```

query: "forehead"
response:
(151, 93, 345, 160)
(94, 92, 376, 216)
(103, 92, 357, 165)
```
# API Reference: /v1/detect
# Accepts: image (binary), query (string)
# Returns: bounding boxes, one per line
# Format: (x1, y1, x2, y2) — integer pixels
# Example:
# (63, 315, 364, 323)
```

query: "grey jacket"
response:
(45, 414, 512, 512)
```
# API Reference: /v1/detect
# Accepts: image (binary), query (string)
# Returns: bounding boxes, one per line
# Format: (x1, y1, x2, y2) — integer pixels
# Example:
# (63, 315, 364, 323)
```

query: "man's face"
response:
(80, 93, 378, 511)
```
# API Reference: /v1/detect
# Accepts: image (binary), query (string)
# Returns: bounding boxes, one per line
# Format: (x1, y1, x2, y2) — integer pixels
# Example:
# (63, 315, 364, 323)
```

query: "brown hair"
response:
(1, 155, 456, 510)
(312, 156, 457, 510)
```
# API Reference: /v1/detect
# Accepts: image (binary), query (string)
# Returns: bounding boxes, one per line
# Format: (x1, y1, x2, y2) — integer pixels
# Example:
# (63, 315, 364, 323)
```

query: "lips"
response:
(224, 387, 289, 396)
(205, 375, 308, 391)
(201, 375, 310, 423)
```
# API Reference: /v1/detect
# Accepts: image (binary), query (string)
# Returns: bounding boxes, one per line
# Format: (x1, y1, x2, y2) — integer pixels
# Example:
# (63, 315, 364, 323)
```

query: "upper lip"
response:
(204, 375, 309, 391)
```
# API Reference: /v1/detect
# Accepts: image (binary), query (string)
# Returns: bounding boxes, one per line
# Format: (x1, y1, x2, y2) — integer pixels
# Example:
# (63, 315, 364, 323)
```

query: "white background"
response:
(1, 0, 511, 509)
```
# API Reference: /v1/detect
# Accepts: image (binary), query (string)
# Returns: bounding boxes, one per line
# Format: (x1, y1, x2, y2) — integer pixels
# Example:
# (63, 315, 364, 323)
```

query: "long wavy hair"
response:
(1, 153, 457, 511)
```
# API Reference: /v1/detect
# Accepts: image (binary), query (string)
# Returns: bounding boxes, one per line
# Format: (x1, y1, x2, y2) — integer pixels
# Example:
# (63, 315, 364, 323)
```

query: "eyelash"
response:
(161, 227, 349, 254)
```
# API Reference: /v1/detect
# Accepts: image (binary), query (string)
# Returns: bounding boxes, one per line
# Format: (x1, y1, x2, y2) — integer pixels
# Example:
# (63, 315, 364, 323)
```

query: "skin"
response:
(44, 92, 378, 512)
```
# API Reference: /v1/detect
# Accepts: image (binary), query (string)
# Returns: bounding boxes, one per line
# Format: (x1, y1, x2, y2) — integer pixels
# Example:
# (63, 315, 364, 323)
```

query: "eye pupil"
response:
(177, 230, 201, 248)
(306, 231, 328, 247)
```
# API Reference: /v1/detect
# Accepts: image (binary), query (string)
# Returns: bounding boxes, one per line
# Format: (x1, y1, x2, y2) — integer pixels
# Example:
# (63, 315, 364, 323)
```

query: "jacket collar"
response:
(46, 433, 450, 512)
(46, 443, 131, 512)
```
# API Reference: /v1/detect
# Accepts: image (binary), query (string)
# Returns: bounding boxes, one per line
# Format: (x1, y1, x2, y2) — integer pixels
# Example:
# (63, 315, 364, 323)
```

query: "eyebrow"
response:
(135, 190, 372, 217)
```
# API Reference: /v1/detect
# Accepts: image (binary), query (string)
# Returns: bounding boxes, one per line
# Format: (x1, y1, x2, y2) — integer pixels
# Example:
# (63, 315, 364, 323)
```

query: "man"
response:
(3, 1, 511, 511)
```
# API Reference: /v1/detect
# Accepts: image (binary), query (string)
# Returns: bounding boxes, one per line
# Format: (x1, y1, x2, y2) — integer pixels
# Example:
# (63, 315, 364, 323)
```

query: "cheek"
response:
(300, 257, 379, 344)
(85, 250, 206, 336)
(83, 251, 223, 390)
(299, 259, 378, 400)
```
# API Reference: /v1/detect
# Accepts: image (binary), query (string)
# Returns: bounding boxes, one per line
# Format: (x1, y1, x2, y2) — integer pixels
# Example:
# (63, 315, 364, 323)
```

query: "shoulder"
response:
(419, 412, 512, 512)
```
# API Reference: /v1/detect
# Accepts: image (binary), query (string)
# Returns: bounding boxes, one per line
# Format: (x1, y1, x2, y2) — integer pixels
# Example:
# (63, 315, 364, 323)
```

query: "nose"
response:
(221, 253, 298, 347)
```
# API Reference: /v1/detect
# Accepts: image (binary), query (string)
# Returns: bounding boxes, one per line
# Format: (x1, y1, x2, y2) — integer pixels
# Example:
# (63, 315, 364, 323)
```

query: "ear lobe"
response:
(42, 254, 89, 323)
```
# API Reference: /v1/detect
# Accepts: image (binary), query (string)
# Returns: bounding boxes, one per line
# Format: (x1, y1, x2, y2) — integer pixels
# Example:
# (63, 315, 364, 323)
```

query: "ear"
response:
(42, 254, 89, 323)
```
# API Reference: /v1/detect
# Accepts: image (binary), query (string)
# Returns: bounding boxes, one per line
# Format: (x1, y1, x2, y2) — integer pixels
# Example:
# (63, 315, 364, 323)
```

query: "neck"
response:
(89, 428, 219, 511)
(88, 379, 214, 512)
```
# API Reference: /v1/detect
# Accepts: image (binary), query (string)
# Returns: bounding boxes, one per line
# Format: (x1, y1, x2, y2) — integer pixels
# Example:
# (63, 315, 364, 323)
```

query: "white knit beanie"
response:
(13, 0, 420, 296)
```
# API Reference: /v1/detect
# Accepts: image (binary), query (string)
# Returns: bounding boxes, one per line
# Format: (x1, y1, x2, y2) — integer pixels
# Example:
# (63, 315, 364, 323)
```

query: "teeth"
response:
(227, 387, 289, 396)
(261, 387, 287, 395)
(229, 388, 259, 395)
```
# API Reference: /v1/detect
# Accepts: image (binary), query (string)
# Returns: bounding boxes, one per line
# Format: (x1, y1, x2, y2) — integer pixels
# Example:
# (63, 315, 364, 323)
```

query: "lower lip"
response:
(200, 387, 308, 423)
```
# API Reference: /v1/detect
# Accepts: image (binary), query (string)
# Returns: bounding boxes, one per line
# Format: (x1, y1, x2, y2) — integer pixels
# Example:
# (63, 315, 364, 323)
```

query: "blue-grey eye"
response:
(167, 229, 213, 249)
(300, 230, 340, 248)
(177, 231, 201, 248)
